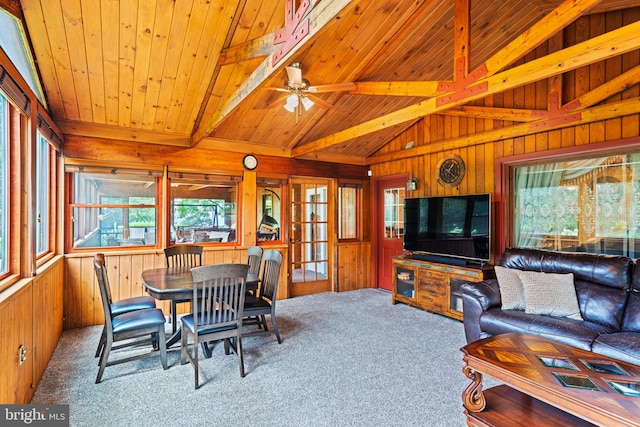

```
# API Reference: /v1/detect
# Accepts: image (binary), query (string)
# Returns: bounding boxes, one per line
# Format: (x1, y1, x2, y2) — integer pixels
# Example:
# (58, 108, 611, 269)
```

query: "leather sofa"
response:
(462, 247, 640, 366)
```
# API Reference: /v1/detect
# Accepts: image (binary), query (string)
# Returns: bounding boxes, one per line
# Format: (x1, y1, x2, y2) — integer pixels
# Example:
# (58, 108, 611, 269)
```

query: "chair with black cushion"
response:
(180, 263, 249, 389)
(243, 249, 283, 344)
(164, 245, 203, 332)
(93, 253, 157, 358)
(246, 246, 263, 295)
(93, 256, 168, 383)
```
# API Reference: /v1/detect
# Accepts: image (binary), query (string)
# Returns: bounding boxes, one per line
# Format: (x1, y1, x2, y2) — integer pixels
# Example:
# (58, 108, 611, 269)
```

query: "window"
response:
(338, 181, 361, 240)
(35, 131, 52, 257)
(67, 165, 160, 249)
(0, 95, 7, 274)
(384, 187, 405, 238)
(513, 153, 640, 257)
(257, 178, 284, 243)
(169, 171, 239, 244)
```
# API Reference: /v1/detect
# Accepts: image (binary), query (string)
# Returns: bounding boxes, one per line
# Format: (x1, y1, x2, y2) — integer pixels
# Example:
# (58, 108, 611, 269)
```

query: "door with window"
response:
(289, 178, 334, 297)
(376, 175, 408, 291)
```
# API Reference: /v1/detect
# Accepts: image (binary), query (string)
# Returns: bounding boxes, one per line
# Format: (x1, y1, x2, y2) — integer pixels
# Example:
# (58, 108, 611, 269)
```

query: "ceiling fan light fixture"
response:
(301, 96, 314, 111)
(284, 94, 298, 112)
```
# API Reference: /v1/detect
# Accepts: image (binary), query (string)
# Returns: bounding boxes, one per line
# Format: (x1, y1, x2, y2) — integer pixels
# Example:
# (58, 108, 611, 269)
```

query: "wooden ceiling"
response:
(14, 0, 640, 165)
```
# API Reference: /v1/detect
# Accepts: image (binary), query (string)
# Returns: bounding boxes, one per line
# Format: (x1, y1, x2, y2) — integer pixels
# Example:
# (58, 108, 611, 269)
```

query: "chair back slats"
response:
(93, 256, 114, 332)
(247, 246, 263, 276)
(259, 250, 283, 302)
(165, 245, 203, 268)
(191, 264, 249, 332)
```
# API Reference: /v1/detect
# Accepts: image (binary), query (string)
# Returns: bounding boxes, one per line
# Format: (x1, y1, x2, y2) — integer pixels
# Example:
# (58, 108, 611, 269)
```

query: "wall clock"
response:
(242, 154, 258, 170)
(437, 154, 465, 187)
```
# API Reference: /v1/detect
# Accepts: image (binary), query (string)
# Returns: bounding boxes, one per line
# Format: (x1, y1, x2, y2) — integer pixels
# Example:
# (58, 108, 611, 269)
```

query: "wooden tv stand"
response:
(392, 256, 493, 320)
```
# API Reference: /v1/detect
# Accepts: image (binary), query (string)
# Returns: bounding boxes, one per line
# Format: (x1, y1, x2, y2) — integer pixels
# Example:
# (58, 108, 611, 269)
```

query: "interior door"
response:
(289, 178, 333, 297)
(376, 176, 408, 291)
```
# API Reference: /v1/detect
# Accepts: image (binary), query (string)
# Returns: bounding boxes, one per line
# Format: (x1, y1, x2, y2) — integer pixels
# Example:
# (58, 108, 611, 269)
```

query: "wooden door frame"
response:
(371, 173, 408, 289)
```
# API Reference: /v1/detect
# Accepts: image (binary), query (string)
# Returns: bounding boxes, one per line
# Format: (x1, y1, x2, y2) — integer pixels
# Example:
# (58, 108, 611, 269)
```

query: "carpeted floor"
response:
(32, 289, 476, 426)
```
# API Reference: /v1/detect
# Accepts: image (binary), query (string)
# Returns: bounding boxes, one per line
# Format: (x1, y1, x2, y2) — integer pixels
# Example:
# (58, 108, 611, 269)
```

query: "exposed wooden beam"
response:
(349, 81, 442, 97)
(198, 137, 291, 157)
(576, 63, 640, 108)
(369, 97, 640, 164)
(191, 0, 352, 144)
(217, 32, 276, 66)
(57, 120, 191, 147)
(453, 0, 470, 77)
(293, 19, 640, 157)
(440, 106, 543, 122)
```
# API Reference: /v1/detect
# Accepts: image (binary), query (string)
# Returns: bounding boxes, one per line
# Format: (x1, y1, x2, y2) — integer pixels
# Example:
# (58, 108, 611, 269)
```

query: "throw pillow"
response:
(494, 266, 525, 310)
(516, 270, 583, 320)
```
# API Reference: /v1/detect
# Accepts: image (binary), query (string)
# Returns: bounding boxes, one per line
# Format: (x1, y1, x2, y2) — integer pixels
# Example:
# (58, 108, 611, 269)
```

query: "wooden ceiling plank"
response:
(294, 19, 640, 157)
(80, 0, 106, 125)
(369, 97, 640, 164)
(176, 0, 241, 136)
(100, 0, 120, 126)
(20, 0, 65, 117)
(129, 0, 157, 130)
(162, 0, 211, 133)
(152, 0, 194, 133)
(38, 0, 81, 121)
(191, 0, 352, 143)
(117, 0, 138, 128)
(140, 0, 176, 130)
(484, 0, 604, 75)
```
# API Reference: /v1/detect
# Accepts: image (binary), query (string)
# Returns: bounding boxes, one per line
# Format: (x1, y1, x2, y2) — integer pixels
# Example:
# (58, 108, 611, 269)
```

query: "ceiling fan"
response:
(266, 62, 355, 124)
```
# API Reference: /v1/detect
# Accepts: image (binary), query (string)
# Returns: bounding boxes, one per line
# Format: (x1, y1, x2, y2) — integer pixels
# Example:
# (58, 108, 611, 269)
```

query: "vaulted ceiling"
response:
(15, 0, 640, 165)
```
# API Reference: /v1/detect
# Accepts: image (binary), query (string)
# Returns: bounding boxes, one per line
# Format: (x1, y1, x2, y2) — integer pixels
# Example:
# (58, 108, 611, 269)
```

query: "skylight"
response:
(0, 9, 45, 106)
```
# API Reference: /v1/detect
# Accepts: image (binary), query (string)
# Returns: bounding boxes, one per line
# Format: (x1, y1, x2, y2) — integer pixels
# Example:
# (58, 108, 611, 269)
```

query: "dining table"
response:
(141, 265, 259, 356)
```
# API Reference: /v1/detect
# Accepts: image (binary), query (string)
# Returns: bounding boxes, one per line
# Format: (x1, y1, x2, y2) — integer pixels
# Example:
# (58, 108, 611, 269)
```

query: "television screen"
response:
(404, 194, 490, 263)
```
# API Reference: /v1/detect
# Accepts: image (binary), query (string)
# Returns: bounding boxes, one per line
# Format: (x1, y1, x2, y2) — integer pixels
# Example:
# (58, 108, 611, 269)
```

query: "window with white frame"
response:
(169, 171, 239, 244)
(35, 131, 51, 256)
(67, 165, 160, 249)
(338, 181, 361, 240)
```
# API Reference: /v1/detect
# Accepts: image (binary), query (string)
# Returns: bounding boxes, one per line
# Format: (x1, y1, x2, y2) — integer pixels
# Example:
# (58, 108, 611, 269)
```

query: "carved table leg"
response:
(462, 364, 486, 412)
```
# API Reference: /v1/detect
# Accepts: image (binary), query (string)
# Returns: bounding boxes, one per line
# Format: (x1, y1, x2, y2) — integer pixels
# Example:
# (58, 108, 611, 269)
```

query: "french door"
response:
(289, 178, 333, 297)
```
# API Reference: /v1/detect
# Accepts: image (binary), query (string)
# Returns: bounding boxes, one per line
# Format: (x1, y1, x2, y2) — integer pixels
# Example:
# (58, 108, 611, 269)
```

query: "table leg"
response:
(462, 364, 486, 412)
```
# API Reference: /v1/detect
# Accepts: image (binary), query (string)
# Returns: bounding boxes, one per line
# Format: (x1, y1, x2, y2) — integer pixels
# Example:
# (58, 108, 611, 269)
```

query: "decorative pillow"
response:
(516, 270, 583, 320)
(494, 266, 525, 310)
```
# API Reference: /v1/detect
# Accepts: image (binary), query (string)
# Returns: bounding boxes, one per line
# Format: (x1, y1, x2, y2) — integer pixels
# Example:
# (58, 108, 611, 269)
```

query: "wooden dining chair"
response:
(243, 249, 283, 344)
(180, 263, 249, 389)
(93, 253, 157, 358)
(164, 245, 203, 332)
(93, 256, 168, 383)
(246, 246, 263, 295)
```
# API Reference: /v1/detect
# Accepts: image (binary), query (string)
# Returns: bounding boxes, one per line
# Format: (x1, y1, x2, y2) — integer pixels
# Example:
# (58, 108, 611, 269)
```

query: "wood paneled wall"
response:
(0, 257, 64, 404)
(370, 9, 640, 244)
(337, 242, 372, 292)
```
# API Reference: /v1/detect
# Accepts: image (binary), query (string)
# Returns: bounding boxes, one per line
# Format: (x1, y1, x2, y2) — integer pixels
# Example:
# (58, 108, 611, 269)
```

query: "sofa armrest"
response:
(461, 279, 501, 343)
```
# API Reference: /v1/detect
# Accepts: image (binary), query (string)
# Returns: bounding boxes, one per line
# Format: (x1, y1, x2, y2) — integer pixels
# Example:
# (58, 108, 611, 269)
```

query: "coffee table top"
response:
(461, 332, 640, 427)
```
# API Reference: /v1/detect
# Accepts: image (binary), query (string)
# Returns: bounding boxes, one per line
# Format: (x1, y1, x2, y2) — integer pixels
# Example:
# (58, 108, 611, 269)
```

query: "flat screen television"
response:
(404, 193, 491, 264)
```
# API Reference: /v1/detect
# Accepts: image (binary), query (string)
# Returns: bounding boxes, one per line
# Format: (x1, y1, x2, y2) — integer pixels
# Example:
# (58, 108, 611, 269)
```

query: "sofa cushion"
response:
(622, 291, 640, 332)
(494, 266, 525, 310)
(479, 308, 612, 351)
(516, 270, 583, 320)
(592, 332, 640, 366)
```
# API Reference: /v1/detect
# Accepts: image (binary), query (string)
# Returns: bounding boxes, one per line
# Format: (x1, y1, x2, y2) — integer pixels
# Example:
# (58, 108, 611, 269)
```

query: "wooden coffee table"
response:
(461, 332, 640, 427)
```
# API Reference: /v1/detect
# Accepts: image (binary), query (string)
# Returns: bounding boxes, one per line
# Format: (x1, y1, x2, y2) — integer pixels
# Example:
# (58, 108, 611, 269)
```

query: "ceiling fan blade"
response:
(265, 95, 288, 109)
(265, 87, 291, 92)
(286, 66, 303, 85)
(307, 82, 356, 93)
(306, 93, 333, 110)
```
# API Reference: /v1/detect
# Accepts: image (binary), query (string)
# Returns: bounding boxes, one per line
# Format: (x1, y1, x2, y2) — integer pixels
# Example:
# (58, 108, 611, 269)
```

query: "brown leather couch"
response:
(462, 247, 640, 366)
